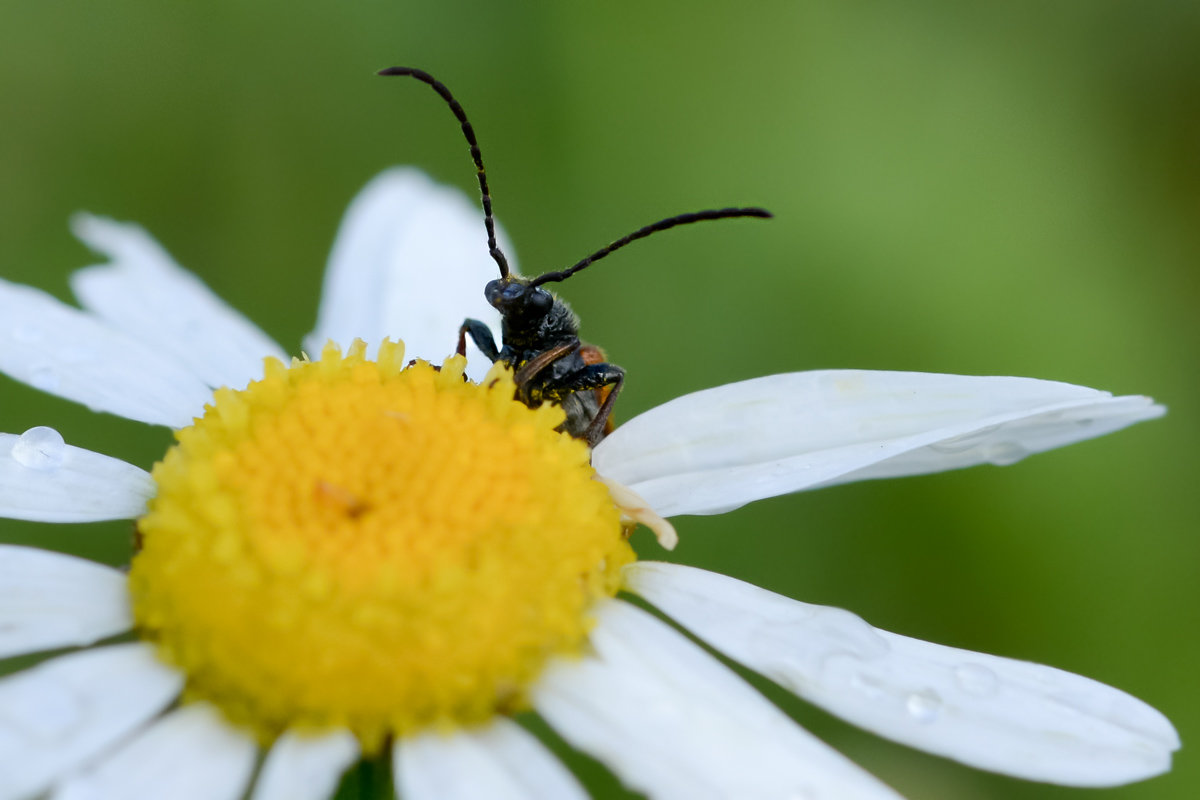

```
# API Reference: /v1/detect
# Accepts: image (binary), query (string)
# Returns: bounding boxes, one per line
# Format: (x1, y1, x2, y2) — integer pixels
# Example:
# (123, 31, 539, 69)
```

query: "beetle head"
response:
(485, 277, 554, 324)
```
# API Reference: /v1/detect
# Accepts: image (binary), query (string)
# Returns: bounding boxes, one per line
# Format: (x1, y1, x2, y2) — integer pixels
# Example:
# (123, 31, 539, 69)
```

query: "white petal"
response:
(534, 599, 901, 800)
(0, 278, 210, 427)
(251, 729, 359, 800)
(305, 168, 506, 382)
(71, 213, 288, 391)
(52, 703, 256, 800)
(594, 370, 1164, 517)
(0, 643, 183, 800)
(0, 429, 154, 522)
(395, 718, 586, 800)
(0, 546, 131, 659)
(626, 562, 1180, 787)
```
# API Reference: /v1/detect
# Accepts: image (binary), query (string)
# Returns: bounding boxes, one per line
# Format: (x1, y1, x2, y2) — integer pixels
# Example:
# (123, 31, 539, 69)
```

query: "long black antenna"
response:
(378, 66, 511, 278)
(530, 207, 772, 287)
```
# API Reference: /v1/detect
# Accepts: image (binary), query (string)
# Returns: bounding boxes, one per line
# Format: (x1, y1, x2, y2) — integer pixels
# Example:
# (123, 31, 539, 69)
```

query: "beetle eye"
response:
(484, 279, 505, 305)
(527, 289, 553, 317)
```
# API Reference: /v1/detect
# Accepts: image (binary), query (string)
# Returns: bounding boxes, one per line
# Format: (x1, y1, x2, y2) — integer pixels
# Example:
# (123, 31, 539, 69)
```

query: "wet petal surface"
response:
(0, 429, 154, 522)
(595, 371, 1163, 516)
(535, 600, 901, 800)
(626, 562, 1179, 787)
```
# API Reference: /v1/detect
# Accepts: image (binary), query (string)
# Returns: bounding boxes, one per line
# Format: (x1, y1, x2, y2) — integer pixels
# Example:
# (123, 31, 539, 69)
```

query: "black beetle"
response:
(380, 67, 771, 445)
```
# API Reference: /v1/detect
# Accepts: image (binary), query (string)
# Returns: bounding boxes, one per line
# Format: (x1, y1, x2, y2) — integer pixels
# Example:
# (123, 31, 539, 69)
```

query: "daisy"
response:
(0, 168, 1176, 800)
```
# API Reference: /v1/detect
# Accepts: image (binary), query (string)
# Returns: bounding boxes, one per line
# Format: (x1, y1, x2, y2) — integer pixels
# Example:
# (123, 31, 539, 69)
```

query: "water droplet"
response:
(11, 426, 67, 471)
(905, 689, 942, 723)
(0, 673, 83, 739)
(58, 345, 95, 364)
(954, 663, 1000, 696)
(809, 606, 891, 661)
(29, 366, 60, 392)
(929, 424, 1001, 454)
(984, 441, 1029, 466)
(748, 603, 890, 688)
(930, 434, 981, 455)
(11, 324, 43, 344)
(849, 672, 886, 700)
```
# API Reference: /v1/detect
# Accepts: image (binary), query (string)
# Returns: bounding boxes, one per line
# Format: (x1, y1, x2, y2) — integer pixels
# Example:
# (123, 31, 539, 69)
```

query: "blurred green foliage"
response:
(0, 2, 1196, 798)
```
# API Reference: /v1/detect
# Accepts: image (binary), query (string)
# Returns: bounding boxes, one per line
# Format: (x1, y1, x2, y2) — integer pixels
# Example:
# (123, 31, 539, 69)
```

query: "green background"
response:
(1, 2, 1196, 798)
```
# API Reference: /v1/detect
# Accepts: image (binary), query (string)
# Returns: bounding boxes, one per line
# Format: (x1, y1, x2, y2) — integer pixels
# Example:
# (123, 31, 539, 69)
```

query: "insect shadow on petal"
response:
(379, 67, 772, 446)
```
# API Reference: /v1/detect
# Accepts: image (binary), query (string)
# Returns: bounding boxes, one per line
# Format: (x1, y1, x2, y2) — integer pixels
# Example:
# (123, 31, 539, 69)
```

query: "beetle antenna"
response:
(378, 66, 511, 278)
(530, 207, 772, 287)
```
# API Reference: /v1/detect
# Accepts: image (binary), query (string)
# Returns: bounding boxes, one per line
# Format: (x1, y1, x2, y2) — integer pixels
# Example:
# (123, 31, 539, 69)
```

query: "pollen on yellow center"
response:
(129, 339, 634, 750)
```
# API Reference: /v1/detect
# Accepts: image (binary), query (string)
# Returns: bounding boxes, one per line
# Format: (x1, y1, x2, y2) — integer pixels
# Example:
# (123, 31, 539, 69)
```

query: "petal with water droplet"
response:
(71, 213, 287, 392)
(10, 426, 67, 471)
(0, 431, 154, 522)
(304, 169, 506, 383)
(0, 643, 183, 800)
(534, 599, 902, 800)
(594, 370, 1164, 517)
(0, 278, 210, 427)
(0, 546, 132, 658)
(626, 562, 1179, 787)
(395, 718, 587, 800)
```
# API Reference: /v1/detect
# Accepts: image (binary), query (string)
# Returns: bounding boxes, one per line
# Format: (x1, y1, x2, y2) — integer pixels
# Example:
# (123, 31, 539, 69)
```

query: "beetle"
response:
(380, 67, 771, 445)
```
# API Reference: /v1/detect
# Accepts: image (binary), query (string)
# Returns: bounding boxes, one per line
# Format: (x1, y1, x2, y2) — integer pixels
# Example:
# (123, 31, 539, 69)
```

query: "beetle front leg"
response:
(456, 319, 500, 361)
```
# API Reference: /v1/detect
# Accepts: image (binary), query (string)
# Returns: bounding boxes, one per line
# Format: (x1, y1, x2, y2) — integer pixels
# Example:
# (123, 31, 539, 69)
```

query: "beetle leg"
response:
(457, 319, 500, 361)
(543, 363, 625, 446)
(584, 368, 624, 446)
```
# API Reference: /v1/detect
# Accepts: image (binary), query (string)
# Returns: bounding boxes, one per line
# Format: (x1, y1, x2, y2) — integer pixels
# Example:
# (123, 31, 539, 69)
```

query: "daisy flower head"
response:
(0, 167, 1178, 800)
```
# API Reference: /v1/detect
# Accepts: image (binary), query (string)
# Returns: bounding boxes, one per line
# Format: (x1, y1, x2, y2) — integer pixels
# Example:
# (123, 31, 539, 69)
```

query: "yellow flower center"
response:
(129, 340, 634, 751)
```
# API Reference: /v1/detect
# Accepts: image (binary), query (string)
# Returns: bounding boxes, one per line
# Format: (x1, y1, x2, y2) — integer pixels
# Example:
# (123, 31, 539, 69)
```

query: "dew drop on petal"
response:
(984, 441, 1029, 466)
(11, 426, 67, 471)
(0, 674, 83, 739)
(11, 323, 43, 344)
(56, 776, 104, 800)
(929, 424, 1001, 455)
(930, 434, 981, 455)
(58, 345, 96, 364)
(905, 689, 942, 723)
(28, 365, 61, 392)
(849, 672, 886, 700)
(755, 606, 891, 685)
(809, 606, 892, 662)
(954, 662, 999, 696)
(785, 788, 818, 800)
